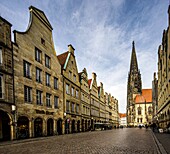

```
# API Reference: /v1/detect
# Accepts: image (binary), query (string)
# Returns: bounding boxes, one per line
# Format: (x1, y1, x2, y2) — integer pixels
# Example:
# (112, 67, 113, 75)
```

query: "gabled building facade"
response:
(88, 73, 100, 129)
(13, 6, 63, 138)
(157, 6, 170, 129)
(79, 68, 90, 131)
(98, 82, 105, 123)
(57, 45, 81, 134)
(0, 17, 15, 141)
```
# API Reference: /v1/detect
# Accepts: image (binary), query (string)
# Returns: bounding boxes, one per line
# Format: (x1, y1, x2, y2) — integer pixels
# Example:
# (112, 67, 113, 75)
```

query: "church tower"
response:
(127, 41, 142, 126)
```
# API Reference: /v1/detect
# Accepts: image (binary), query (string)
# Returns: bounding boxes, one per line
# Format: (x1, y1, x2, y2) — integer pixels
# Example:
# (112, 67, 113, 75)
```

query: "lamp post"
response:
(11, 105, 17, 140)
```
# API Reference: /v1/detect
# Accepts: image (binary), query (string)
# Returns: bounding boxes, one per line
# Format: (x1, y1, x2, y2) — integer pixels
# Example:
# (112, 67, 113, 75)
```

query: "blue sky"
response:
(0, 0, 168, 113)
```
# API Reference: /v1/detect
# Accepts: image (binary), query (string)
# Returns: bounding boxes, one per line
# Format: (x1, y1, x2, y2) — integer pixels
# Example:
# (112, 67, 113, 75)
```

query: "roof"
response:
(88, 79, 92, 87)
(119, 113, 126, 118)
(135, 89, 152, 104)
(135, 95, 145, 103)
(142, 89, 152, 102)
(57, 51, 69, 67)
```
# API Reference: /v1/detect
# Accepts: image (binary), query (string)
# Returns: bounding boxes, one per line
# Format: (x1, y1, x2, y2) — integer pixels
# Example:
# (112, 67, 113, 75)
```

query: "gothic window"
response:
(138, 107, 142, 115)
(148, 106, 152, 115)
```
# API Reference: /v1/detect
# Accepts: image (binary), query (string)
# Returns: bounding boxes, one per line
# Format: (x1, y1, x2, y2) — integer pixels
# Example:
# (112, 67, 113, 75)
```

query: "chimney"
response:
(68, 44, 75, 55)
(100, 82, 103, 88)
(92, 72, 97, 80)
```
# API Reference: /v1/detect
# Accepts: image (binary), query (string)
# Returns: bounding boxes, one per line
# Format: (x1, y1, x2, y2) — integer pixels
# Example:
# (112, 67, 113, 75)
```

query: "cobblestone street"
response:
(0, 128, 158, 154)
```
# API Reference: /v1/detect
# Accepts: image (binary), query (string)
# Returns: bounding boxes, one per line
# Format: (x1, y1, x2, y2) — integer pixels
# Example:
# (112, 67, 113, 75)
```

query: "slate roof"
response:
(57, 51, 69, 68)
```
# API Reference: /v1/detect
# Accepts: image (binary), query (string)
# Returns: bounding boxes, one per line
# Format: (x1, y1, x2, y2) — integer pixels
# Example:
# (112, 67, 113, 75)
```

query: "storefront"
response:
(17, 116, 29, 139)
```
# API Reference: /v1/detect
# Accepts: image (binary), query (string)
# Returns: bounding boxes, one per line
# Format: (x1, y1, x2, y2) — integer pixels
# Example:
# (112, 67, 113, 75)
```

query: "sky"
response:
(0, 0, 169, 113)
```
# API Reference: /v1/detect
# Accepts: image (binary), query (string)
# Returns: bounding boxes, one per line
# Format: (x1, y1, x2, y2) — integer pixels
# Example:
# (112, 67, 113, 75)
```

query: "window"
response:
(35, 48, 42, 63)
(138, 107, 142, 115)
(73, 75, 76, 82)
(66, 101, 70, 112)
(45, 55, 50, 68)
(76, 90, 79, 98)
(54, 96, 59, 109)
(0, 75, 4, 98)
(41, 38, 45, 45)
(148, 106, 152, 115)
(23, 61, 31, 78)
(69, 71, 72, 78)
(66, 84, 70, 94)
(76, 104, 79, 113)
(71, 103, 75, 112)
(46, 73, 50, 86)
(36, 67, 42, 83)
(0, 48, 2, 64)
(71, 87, 74, 96)
(46, 93, 51, 107)
(54, 77, 58, 89)
(24, 86, 32, 103)
(36, 90, 42, 105)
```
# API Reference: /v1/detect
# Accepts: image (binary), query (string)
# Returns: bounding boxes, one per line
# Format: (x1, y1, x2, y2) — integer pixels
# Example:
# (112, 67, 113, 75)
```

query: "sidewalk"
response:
(154, 132, 170, 154)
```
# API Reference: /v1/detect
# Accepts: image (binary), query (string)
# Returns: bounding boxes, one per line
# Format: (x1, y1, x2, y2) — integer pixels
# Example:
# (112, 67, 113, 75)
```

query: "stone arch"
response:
(0, 110, 11, 141)
(65, 118, 70, 134)
(71, 119, 76, 133)
(85, 120, 87, 131)
(82, 119, 84, 132)
(77, 120, 80, 132)
(17, 116, 29, 139)
(47, 118, 53, 136)
(57, 118, 62, 135)
(34, 117, 43, 137)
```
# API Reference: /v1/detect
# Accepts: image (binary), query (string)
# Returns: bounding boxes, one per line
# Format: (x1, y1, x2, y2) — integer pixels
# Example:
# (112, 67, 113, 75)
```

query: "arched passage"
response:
(82, 119, 84, 132)
(85, 120, 87, 131)
(71, 120, 75, 133)
(77, 120, 80, 132)
(17, 116, 29, 139)
(0, 110, 11, 141)
(65, 119, 70, 134)
(57, 118, 62, 135)
(47, 118, 53, 136)
(34, 117, 43, 137)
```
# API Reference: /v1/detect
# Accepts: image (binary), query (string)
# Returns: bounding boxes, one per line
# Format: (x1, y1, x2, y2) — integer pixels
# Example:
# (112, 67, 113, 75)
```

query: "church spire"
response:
(130, 41, 138, 73)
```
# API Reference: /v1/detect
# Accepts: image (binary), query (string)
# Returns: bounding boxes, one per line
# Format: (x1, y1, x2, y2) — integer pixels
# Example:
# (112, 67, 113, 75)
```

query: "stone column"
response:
(29, 119, 32, 138)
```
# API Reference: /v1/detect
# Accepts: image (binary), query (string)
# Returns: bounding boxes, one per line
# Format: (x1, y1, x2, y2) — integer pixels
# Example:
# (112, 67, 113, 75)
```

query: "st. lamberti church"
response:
(127, 41, 153, 127)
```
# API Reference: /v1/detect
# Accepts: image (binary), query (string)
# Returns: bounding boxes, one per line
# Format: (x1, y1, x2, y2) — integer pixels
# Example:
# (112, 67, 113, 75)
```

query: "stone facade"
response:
(13, 6, 63, 138)
(57, 45, 81, 134)
(79, 68, 91, 131)
(0, 16, 15, 141)
(157, 6, 170, 129)
(0, 6, 120, 140)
